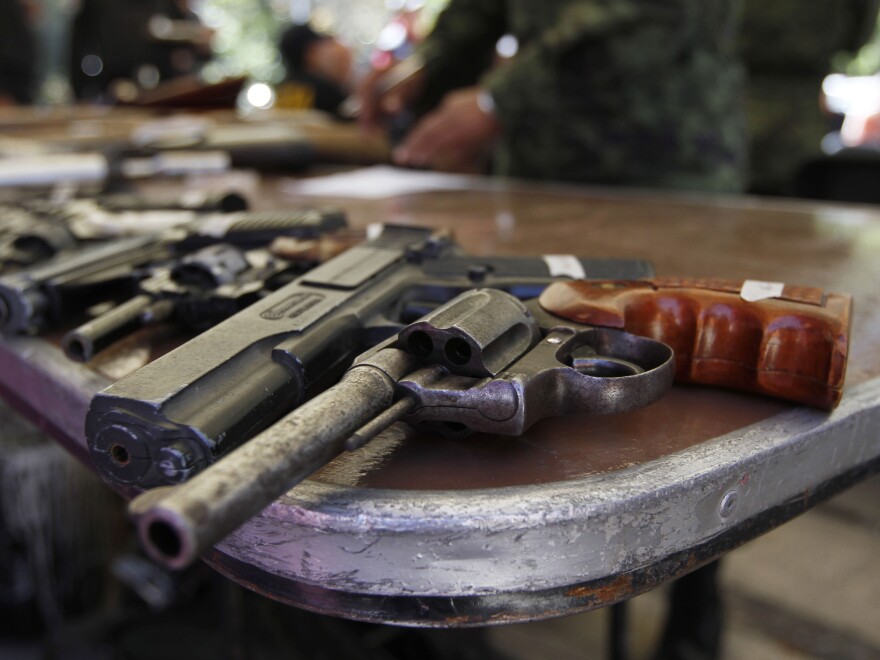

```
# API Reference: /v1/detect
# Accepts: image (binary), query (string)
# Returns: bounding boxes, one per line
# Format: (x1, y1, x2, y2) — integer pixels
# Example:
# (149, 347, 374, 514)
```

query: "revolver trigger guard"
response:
(395, 327, 675, 437)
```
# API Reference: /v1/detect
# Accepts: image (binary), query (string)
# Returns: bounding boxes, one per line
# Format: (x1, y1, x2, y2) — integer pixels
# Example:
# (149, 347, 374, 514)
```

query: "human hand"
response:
(355, 58, 426, 132)
(841, 110, 880, 147)
(392, 86, 501, 173)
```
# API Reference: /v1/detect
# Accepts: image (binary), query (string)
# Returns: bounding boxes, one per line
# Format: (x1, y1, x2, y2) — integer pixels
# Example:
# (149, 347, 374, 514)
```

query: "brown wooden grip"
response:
(538, 278, 852, 409)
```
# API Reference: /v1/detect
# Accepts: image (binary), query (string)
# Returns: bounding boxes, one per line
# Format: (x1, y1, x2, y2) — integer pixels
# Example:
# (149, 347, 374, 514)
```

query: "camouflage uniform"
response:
(417, 0, 746, 192)
(740, 0, 880, 194)
(0, 0, 36, 104)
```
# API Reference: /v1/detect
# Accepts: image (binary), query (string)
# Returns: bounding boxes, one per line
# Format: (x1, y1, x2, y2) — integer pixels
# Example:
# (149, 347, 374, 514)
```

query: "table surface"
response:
(3, 167, 880, 627)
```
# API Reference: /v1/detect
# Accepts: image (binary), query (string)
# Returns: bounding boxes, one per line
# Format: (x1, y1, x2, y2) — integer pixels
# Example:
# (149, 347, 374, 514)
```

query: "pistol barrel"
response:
(63, 294, 172, 362)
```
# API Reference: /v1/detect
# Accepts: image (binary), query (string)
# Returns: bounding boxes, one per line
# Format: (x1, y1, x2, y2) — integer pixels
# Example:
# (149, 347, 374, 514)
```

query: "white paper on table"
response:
(280, 165, 487, 199)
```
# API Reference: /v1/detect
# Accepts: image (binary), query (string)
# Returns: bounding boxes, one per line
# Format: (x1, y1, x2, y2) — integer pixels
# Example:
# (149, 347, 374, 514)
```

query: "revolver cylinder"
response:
(396, 288, 541, 377)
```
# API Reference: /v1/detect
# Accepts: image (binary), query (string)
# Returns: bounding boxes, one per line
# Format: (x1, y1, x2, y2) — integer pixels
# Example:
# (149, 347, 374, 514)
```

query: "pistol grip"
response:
(538, 278, 852, 409)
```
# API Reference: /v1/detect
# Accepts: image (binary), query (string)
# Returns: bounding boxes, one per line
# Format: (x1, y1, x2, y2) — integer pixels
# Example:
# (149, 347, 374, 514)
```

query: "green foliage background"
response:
(194, 0, 449, 83)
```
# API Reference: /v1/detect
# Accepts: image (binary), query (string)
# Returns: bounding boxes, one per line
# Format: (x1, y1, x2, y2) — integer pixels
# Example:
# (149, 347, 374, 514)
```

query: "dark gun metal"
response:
(0, 208, 346, 334)
(62, 245, 292, 362)
(0, 233, 172, 334)
(85, 225, 654, 490)
(129, 289, 674, 569)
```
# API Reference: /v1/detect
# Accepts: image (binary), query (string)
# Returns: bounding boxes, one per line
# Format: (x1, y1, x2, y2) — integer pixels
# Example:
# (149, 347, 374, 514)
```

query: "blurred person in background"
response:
(276, 23, 354, 117)
(69, 0, 213, 102)
(0, 0, 37, 105)
(358, 0, 746, 193)
(740, 0, 880, 195)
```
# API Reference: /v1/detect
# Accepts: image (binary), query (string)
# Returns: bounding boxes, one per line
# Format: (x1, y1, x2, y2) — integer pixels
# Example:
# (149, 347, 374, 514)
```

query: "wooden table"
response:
(2, 171, 879, 626)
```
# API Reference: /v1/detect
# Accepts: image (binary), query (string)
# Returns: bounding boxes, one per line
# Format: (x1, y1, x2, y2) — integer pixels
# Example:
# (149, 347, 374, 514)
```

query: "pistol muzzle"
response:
(0, 276, 47, 334)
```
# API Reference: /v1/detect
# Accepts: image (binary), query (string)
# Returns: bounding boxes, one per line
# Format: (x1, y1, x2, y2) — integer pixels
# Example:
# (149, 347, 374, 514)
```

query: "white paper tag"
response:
(542, 255, 586, 279)
(740, 280, 785, 302)
(366, 223, 384, 240)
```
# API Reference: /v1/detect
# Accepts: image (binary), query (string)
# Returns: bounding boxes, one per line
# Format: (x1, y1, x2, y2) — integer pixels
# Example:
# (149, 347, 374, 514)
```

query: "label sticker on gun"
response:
(740, 280, 785, 303)
(542, 255, 586, 279)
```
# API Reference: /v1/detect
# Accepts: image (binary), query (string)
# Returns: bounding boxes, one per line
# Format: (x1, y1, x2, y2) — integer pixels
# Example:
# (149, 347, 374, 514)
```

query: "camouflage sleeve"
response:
(740, 0, 880, 74)
(477, 1, 710, 132)
(415, 0, 744, 191)
(416, 0, 508, 111)
(839, 0, 880, 52)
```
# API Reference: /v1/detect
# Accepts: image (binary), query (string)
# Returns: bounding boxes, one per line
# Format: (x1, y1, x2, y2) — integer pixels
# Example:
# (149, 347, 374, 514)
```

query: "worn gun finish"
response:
(86, 226, 654, 490)
(0, 208, 346, 334)
(129, 288, 675, 569)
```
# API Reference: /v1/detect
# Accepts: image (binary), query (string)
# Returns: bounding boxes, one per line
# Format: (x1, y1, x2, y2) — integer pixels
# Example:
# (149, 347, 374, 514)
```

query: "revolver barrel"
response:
(130, 348, 418, 569)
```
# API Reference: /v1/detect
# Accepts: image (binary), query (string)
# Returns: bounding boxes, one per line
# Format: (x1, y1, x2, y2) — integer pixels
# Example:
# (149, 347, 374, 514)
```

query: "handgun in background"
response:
(85, 224, 655, 491)
(0, 191, 249, 269)
(63, 230, 365, 363)
(0, 208, 346, 335)
(62, 244, 302, 363)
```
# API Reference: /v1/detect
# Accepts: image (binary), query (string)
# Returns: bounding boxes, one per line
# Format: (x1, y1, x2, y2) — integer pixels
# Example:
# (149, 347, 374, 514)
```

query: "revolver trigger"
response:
(565, 337, 646, 377)
(570, 355, 645, 378)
